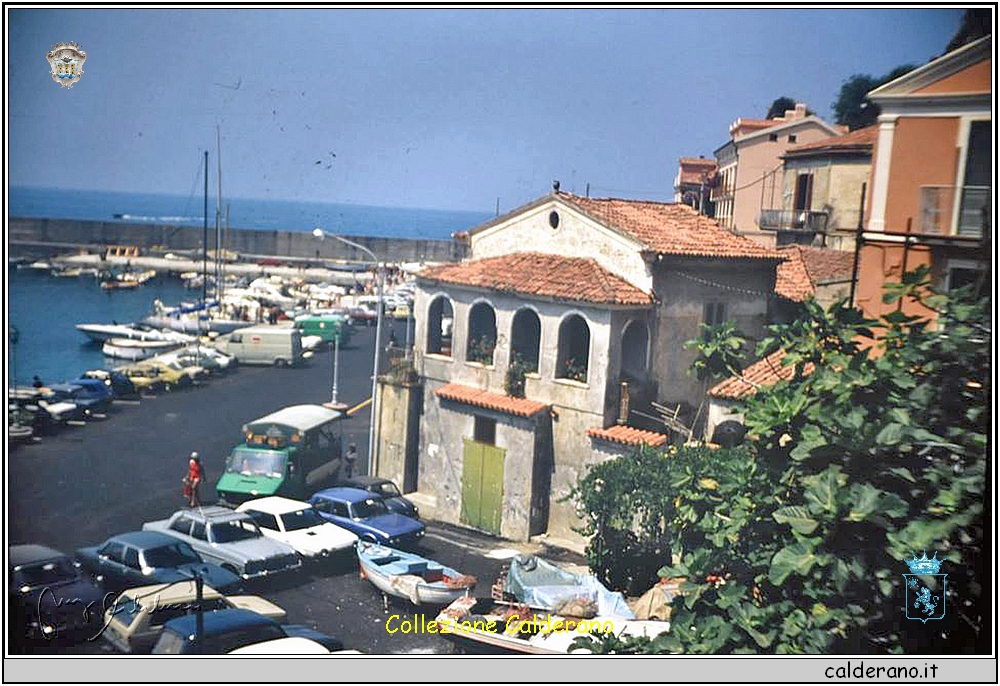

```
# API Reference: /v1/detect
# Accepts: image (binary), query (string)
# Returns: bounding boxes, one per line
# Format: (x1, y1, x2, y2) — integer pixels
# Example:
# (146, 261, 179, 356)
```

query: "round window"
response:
(549, 211, 560, 229)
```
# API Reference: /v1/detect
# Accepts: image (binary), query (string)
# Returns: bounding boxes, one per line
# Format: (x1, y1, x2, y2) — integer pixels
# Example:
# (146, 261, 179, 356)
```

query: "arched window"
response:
(556, 314, 590, 382)
(621, 320, 649, 379)
(466, 302, 497, 365)
(509, 308, 541, 374)
(426, 295, 454, 357)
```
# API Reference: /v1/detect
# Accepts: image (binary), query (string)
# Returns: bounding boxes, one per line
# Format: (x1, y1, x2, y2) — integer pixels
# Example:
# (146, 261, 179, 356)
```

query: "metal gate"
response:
(461, 438, 505, 535)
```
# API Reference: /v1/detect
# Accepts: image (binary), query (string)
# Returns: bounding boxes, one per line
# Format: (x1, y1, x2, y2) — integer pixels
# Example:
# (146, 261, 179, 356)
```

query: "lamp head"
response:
(312, 227, 324, 238)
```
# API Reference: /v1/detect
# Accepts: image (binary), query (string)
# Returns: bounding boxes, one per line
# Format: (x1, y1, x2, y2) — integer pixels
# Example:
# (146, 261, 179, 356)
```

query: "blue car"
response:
(75, 531, 241, 594)
(309, 487, 425, 548)
(151, 608, 343, 654)
(46, 379, 113, 417)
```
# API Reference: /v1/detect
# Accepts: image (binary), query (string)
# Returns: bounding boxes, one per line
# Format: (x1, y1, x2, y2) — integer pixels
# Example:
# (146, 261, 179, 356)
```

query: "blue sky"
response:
(7, 8, 964, 213)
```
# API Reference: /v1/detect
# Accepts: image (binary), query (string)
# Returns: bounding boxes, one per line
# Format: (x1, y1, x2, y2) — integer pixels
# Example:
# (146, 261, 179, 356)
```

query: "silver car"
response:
(142, 507, 301, 581)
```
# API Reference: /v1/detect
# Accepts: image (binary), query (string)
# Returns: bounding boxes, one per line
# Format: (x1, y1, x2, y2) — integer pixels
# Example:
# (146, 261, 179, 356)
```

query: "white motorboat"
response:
(76, 322, 195, 345)
(102, 337, 184, 361)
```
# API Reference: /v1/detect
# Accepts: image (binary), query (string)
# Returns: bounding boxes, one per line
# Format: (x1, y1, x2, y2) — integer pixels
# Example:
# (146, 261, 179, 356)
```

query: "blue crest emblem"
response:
(903, 552, 947, 623)
(46, 42, 86, 89)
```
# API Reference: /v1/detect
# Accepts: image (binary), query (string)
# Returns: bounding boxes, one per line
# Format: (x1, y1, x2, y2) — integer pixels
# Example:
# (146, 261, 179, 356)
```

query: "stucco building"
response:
(712, 103, 846, 244)
(673, 156, 718, 216)
(391, 190, 782, 545)
(856, 35, 991, 320)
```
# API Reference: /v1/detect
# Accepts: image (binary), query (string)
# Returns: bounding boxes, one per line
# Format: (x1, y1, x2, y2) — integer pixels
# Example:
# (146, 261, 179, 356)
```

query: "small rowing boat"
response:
(356, 541, 476, 606)
(102, 337, 183, 361)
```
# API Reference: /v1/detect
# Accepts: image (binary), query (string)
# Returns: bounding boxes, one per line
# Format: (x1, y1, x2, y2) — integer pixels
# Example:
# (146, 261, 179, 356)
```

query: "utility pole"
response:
(194, 571, 204, 655)
(848, 182, 866, 307)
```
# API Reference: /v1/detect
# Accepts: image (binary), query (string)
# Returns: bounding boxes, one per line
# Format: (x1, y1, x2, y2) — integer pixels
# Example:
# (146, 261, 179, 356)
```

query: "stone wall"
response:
(7, 217, 467, 264)
(373, 377, 422, 493)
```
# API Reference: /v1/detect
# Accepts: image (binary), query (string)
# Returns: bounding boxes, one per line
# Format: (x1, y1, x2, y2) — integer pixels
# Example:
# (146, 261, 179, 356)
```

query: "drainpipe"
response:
(848, 182, 866, 308)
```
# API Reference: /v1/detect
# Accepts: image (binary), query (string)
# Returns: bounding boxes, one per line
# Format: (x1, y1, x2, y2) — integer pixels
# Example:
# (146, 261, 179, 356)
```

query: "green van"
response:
(293, 314, 352, 346)
(216, 404, 344, 505)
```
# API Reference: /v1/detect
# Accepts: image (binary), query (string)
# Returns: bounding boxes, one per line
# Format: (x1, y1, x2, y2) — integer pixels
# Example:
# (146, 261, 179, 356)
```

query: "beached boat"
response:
(356, 541, 476, 606)
(76, 322, 196, 345)
(435, 596, 670, 655)
(102, 337, 184, 361)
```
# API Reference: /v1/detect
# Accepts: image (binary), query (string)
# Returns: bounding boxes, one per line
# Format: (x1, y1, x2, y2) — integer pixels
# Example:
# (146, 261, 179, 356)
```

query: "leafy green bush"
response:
(572, 270, 988, 654)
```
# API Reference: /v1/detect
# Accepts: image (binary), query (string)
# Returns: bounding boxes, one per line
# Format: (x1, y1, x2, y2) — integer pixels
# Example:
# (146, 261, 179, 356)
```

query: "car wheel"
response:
(222, 564, 239, 575)
(274, 358, 287, 368)
(361, 533, 379, 544)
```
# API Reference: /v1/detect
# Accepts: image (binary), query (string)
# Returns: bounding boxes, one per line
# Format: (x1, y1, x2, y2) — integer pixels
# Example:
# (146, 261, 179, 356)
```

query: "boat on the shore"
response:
(356, 541, 476, 606)
(435, 596, 670, 654)
(76, 322, 196, 345)
(102, 337, 185, 361)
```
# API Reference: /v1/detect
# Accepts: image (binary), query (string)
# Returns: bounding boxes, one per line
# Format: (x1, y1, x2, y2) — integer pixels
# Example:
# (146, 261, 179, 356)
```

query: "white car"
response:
(236, 497, 358, 559)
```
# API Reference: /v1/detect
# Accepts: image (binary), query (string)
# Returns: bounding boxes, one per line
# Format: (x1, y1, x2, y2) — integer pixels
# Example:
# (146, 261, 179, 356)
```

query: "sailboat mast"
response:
(202, 150, 208, 310)
(216, 125, 223, 302)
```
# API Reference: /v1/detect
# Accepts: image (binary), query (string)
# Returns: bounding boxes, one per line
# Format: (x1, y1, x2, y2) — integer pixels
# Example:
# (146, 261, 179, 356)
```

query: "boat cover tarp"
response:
(503, 555, 635, 619)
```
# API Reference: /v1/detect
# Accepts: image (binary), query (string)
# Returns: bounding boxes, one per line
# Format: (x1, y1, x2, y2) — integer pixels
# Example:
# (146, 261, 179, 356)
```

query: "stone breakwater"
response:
(8, 217, 468, 264)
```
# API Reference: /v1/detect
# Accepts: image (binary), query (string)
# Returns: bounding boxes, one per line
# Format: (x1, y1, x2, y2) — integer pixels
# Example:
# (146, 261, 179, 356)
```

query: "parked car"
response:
(80, 369, 140, 400)
(75, 531, 241, 594)
(45, 379, 113, 417)
(229, 637, 355, 654)
(134, 359, 195, 388)
(100, 580, 286, 654)
(142, 507, 301, 581)
(151, 608, 342, 655)
(236, 497, 358, 560)
(338, 476, 419, 519)
(9, 544, 106, 642)
(118, 364, 169, 393)
(308, 487, 425, 548)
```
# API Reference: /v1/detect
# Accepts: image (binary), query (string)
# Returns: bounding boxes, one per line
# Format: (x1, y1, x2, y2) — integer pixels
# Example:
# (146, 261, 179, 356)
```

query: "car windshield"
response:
(280, 508, 326, 531)
(210, 518, 261, 543)
(373, 482, 401, 497)
(15, 559, 78, 588)
(352, 498, 389, 519)
(225, 449, 286, 478)
(143, 542, 202, 568)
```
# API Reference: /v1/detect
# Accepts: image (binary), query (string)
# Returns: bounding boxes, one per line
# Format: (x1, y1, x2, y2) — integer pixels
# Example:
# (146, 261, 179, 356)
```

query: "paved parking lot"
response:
(8, 323, 584, 655)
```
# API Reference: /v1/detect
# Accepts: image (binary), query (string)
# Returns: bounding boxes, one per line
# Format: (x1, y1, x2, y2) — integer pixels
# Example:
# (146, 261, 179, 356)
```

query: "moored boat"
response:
(102, 337, 184, 361)
(356, 540, 476, 606)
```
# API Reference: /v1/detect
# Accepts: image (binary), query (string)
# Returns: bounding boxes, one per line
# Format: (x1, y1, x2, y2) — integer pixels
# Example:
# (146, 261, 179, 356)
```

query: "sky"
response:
(7, 7, 966, 214)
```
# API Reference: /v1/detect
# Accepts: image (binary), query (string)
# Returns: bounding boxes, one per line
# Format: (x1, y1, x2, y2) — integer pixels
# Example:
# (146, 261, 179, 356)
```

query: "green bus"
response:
(216, 404, 345, 505)
(293, 313, 352, 346)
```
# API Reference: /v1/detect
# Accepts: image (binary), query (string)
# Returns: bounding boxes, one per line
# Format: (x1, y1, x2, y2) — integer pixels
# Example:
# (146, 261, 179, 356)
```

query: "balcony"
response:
(758, 209, 829, 233)
(920, 185, 990, 237)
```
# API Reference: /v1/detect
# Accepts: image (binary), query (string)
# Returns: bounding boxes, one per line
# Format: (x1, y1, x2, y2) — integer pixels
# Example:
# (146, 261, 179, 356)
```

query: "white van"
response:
(217, 326, 303, 366)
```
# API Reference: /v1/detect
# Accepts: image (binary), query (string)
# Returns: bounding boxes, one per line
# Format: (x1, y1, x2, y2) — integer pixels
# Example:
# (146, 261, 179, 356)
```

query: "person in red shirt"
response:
(184, 451, 204, 507)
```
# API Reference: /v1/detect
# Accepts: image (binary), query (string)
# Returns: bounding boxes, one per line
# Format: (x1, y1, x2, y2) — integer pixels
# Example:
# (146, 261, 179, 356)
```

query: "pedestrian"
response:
(344, 442, 358, 479)
(184, 451, 204, 507)
(32, 375, 44, 389)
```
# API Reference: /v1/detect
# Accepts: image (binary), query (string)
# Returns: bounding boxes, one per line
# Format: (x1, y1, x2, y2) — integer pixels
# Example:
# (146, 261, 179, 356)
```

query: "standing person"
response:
(344, 443, 358, 479)
(185, 452, 204, 507)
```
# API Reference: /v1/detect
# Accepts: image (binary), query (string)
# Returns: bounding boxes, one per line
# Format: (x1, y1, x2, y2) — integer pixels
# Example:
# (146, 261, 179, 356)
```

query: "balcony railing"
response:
(920, 185, 990, 237)
(758, 209, 829, 233)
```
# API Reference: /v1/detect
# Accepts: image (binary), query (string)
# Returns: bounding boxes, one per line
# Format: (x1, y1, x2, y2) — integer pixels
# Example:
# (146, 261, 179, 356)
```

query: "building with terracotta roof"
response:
(672, 156, 718, 216)
(856, 35, 991, 321)
(400, 188, 783, 544)
(757, 126, 876, 250)
(712, 102, 847, 243)
(774, 245, 855, 309)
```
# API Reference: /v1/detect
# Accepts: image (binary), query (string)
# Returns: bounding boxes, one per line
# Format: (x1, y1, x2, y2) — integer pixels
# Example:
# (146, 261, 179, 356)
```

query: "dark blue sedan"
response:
(309, 487, 425, 548)
(75, 531, 241, 594)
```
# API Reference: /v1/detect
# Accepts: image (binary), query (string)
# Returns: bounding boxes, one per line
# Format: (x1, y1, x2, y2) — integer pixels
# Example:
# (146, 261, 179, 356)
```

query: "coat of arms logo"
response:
(903, 551, 947, 624)
(46, 42, 86, 88)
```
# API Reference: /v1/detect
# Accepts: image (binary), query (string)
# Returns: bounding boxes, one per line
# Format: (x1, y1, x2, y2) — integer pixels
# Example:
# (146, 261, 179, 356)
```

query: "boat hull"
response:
(356, 542, 474, 607)
(102, 339, 181, 361)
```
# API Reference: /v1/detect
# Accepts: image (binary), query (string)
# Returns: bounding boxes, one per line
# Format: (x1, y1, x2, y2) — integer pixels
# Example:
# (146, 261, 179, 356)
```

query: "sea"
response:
(7, 187, 492, 385)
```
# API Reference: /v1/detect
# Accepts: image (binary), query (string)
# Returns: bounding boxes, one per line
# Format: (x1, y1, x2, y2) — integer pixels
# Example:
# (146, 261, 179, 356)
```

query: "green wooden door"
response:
(461, 439, 505, 535)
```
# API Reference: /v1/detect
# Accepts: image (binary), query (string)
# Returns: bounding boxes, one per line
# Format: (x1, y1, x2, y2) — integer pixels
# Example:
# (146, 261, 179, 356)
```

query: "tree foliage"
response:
(946, 8, 991, 53)
(831, 65, 915, 130)
(572, 269, 989, 654)
(766, 97, 797, 120)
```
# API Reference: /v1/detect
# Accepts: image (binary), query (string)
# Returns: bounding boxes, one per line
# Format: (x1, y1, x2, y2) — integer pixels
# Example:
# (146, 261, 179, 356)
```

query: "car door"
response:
(189, 520, 220, 564)
(120, 545, 144, 587)
(95, 541, 128, 587)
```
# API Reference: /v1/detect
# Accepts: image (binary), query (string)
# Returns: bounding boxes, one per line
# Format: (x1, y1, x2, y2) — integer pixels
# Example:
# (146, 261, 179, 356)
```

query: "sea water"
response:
(7, 188, 491, 384)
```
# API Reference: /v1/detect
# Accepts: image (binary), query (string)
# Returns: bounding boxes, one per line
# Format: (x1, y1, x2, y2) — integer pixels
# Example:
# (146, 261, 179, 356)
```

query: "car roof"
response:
(175, 506, 251, 523)
(312, 487, 375, 504)
(107, 531, 182, 549)
(238, 496, 314, 515)
(342, 475, 390, 488)
(9, 544, 68, 567)
(228, 637, 330, 655)
(163, 608, 277, 637)
(118, 580, 224, 604)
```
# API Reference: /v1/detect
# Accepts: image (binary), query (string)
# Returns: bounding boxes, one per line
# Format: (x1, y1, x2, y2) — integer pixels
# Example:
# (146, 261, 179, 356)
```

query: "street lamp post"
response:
(313, 228, 385, 475)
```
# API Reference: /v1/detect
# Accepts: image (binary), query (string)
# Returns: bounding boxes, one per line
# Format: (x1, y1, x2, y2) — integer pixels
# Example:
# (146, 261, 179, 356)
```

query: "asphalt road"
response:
(8, 320, 582, 655)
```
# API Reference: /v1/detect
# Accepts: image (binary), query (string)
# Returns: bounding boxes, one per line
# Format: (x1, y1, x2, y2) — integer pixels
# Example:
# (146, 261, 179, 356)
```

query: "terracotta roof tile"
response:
(775, 246, 815, 302)
(708, 349, 815, 400)
(435, 383, 549, 417)
(417, 252, 652, 306)
(587, 424, 669, 448)
(795, 246, 855, 284)
(677, 158, 718, 185)
(783, 125, 876, 157)
(557, 193, 784, 261)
